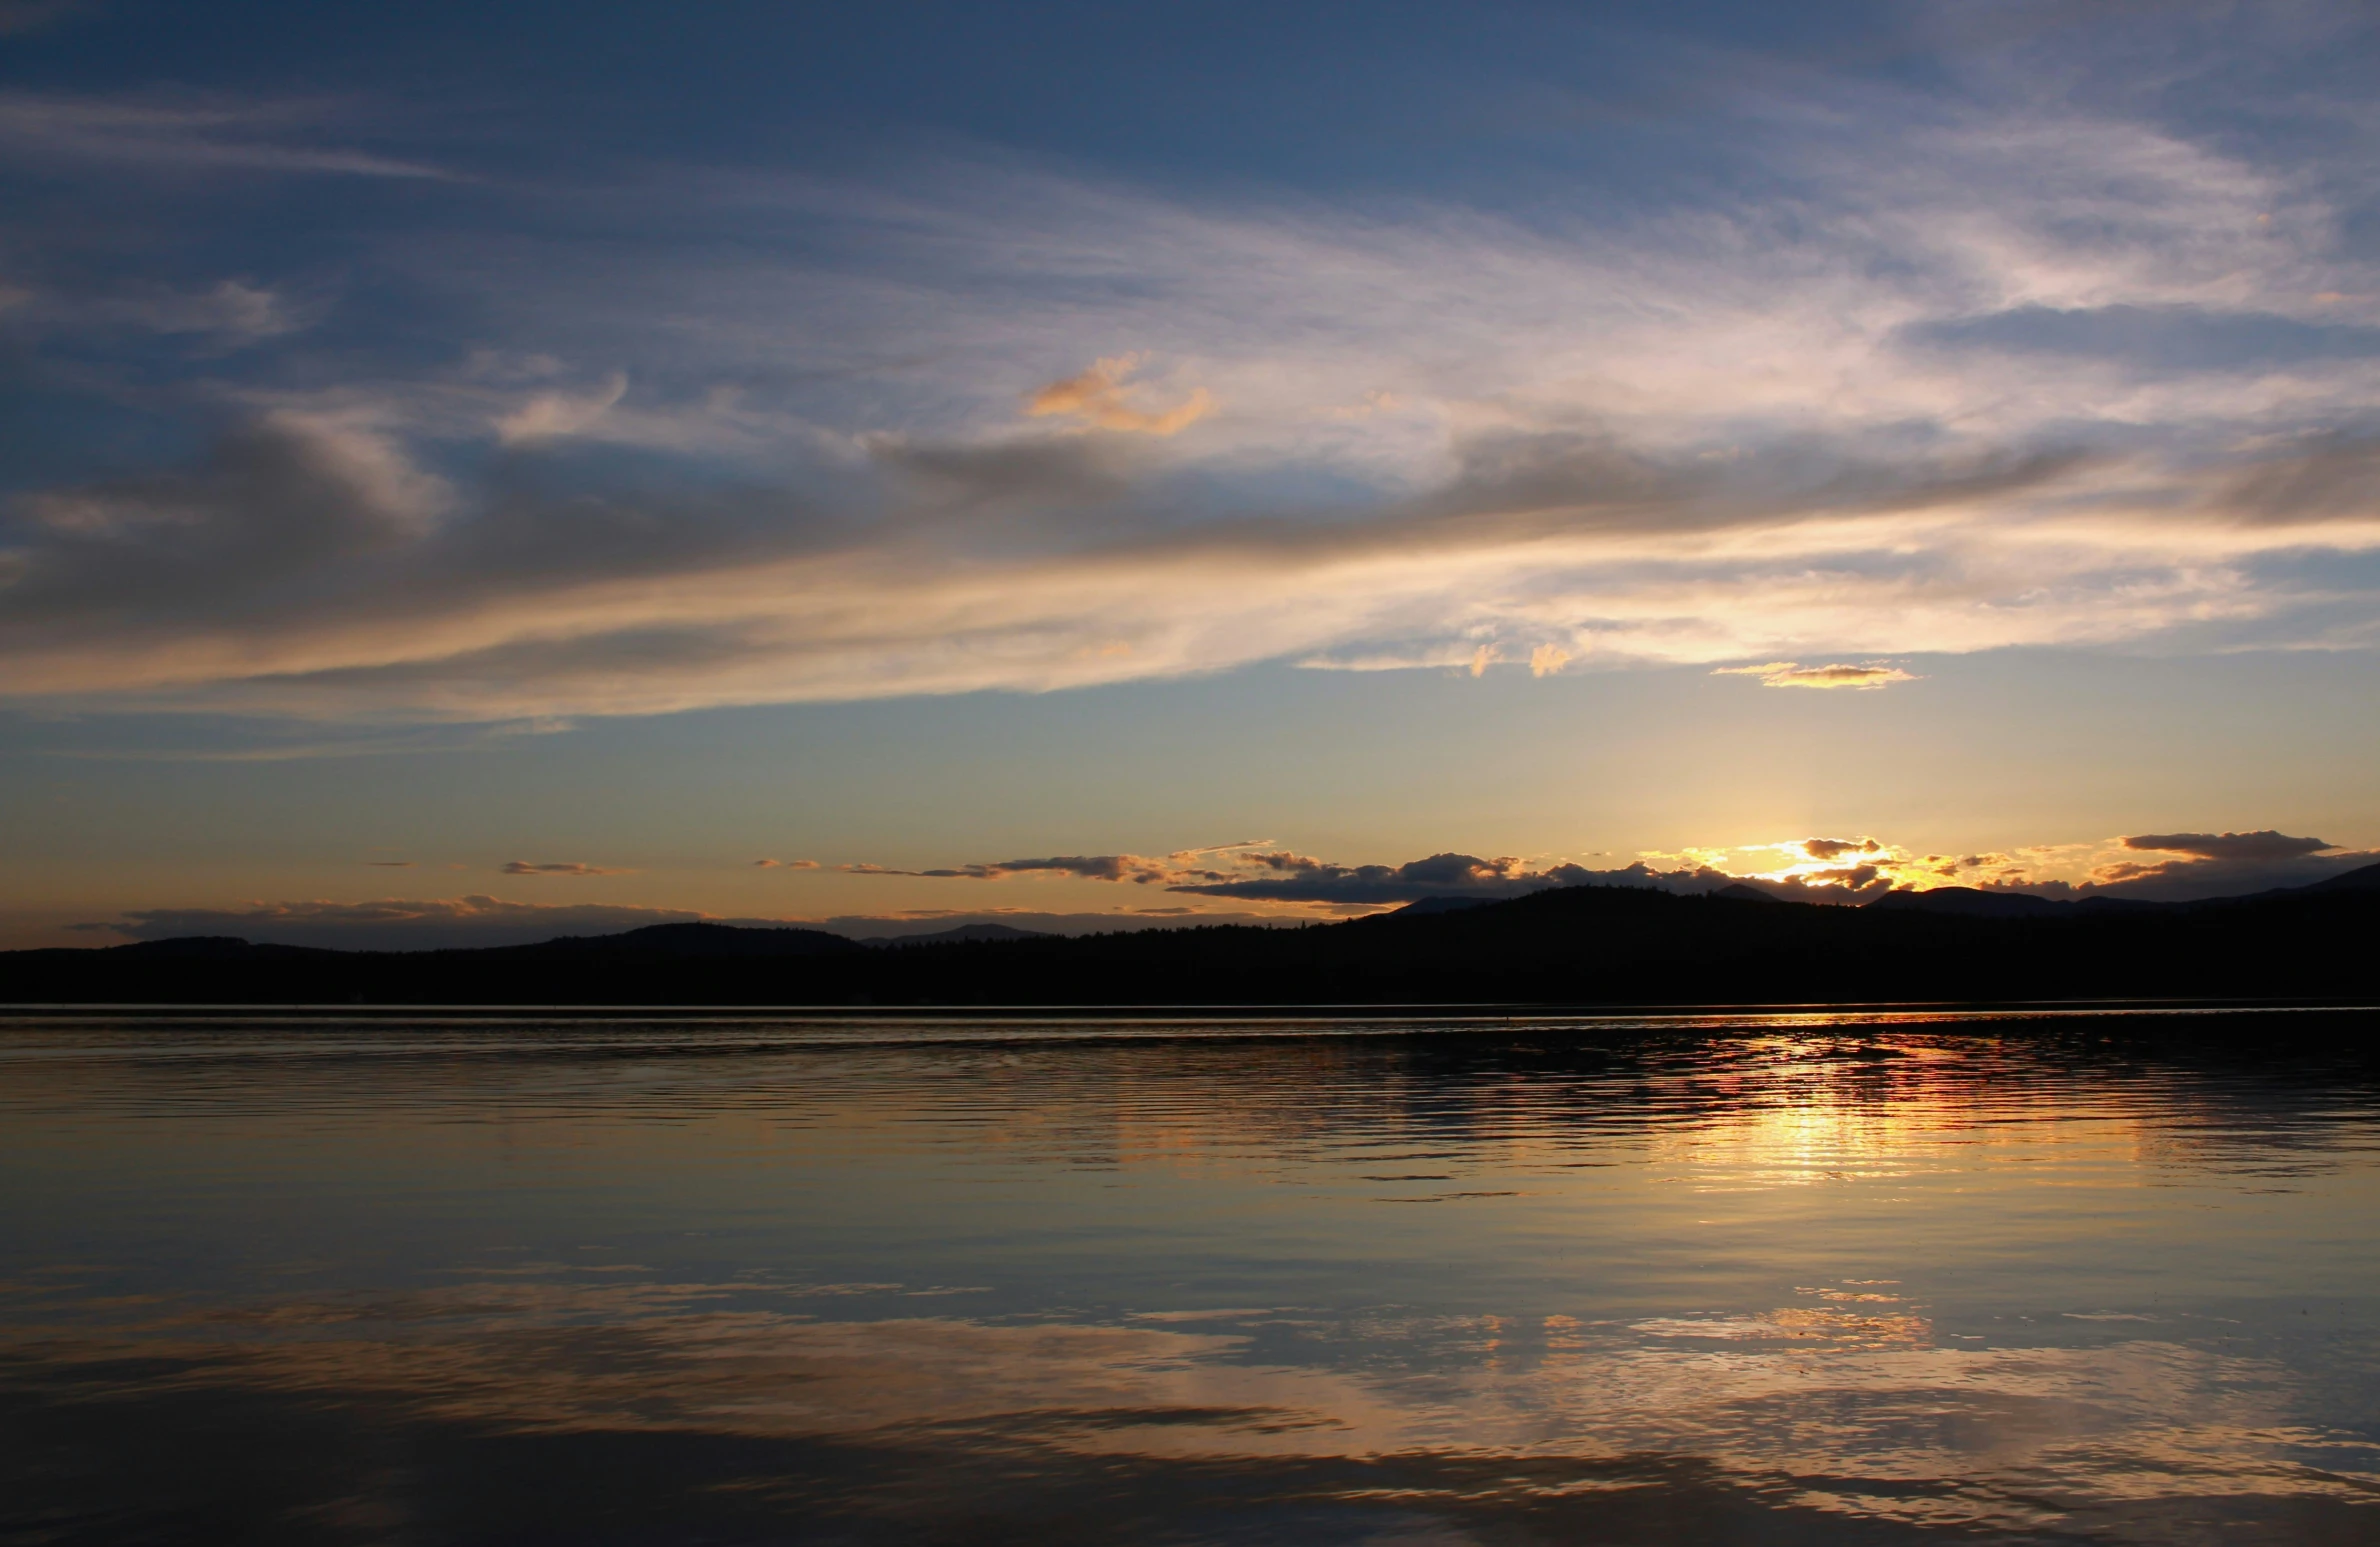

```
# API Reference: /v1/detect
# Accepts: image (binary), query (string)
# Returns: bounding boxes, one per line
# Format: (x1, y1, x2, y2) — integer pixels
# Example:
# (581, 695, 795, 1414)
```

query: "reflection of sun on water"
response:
(1628, 1034, 2158, 1200)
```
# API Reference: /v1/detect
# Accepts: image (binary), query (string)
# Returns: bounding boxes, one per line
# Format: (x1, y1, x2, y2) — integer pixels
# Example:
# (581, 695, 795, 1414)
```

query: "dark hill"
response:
(2305, 860, 2380, 894)
(115, 936, 336, 959)
(865, 923, 1055, 947)
(1867, 886, 2068, 918)
(5, 879, 2376, 1006)
(1392, 896, 1494, 917)
(523, 922, 860, 958)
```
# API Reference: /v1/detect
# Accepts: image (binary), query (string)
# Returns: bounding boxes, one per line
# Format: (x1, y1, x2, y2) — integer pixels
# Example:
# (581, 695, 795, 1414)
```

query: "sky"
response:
(3, 0, 2378, 948)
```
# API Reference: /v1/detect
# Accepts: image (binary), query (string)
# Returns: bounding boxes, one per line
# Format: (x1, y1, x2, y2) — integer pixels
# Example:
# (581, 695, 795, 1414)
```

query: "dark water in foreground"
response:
(5, 1010, 2380, 1545)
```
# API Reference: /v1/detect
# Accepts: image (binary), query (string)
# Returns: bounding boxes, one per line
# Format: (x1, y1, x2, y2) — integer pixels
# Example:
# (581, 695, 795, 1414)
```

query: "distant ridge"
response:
(2304, 860, 2380, 894)
(1863, 858, 2380, 915)
(863, 923, 1055, 947)
(114, 936, 328, 959)
(523, 922, 858, 958)
(1866, 886, 2065, 919)
(1392, 896, 1491, 917)
(7, 871, 2376, 1006)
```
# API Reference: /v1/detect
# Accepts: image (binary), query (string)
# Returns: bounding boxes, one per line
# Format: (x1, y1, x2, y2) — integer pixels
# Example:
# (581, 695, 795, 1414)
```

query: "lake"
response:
(4, 1008, 2378, 1544)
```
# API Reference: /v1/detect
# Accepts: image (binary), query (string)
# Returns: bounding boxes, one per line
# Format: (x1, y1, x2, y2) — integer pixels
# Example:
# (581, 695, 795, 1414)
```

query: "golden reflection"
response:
(4, 1277, 2371, 1537)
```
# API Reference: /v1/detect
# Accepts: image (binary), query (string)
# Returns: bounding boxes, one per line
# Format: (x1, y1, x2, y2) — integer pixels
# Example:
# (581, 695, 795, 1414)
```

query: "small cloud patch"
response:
(495, 371, 628, 444)
(500, 860, 631, 877)
(1025, 354, 1213, 436)
(1713, 661, 1917, 690)
(753, 858, 821, 870)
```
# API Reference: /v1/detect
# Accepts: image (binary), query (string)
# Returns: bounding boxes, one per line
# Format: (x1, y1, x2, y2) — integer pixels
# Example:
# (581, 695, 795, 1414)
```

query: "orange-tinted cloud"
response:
(1025, 355, 1213, 435)
(1712, 662, 1918, 690)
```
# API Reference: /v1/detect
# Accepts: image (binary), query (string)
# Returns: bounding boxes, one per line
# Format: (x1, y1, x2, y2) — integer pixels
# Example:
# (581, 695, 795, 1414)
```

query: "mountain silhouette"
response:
(523, 922, 859, 958)
(7, 865, 2376, 1007)
(2302, 861, 2380, 894)
(1866, 886, 2066, 918)
(862, 923, 1056, 946)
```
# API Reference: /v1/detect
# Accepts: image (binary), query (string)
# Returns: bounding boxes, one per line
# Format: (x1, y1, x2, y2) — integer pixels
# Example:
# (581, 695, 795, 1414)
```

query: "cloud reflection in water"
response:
(2, 1016, 2378, 1543)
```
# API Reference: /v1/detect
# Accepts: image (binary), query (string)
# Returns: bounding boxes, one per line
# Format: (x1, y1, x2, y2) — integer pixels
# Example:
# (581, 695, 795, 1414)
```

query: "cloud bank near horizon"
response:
(845, 829, 2379, 909)
(5, 4, 2380, 725)
(67, 827, 2376, 951)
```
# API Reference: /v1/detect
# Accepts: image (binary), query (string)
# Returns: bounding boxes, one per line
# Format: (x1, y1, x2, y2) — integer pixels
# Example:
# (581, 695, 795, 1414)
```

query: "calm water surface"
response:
(4, 1009, 2379, 1545)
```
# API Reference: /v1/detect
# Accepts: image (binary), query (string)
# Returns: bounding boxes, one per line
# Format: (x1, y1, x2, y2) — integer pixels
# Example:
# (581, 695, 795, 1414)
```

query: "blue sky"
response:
(3, 0, 2378, 946)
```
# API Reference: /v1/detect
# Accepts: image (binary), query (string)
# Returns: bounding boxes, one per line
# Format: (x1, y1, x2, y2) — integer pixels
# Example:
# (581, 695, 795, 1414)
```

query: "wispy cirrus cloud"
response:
(3, 277, 312, 350)
(6, 15, 2380, 725)
(0, 91, 452, 178)
(495, 372, 630, 445)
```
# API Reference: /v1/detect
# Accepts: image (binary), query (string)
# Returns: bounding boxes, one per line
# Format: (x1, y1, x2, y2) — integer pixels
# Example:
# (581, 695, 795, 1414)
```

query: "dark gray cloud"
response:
(1174, 852, 1912, 908)
(1, 416, 852, 628)
(3, 423, 428, 629)
(1903, 306, 2380, 373)
(1171, 851, 1606, 906)
(1416, 433, 1681, 527)
(0, 415, 857, 709)
(841, 853, 1231, 884)
(2214, 435, 2380, 526)
(1405, 432, 2092, 539)
(838, 847, 1594, 906)
(871, 435, 1138, 509)
(1981, 835, 2376, 903)
(500, 860, 630, 876)
(2121, 830, 2333, 862)
(0, 401, 2174, 724)
(843, 842, 1944, 909)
